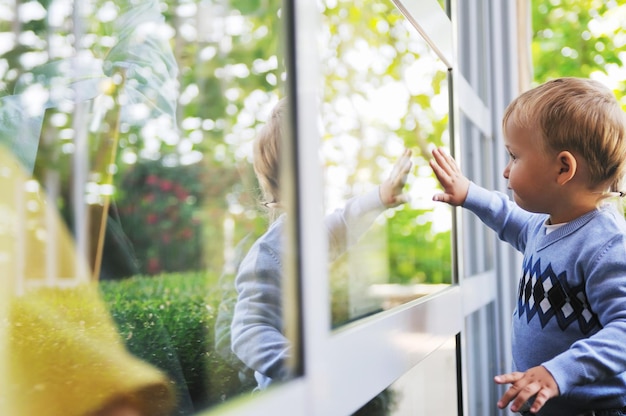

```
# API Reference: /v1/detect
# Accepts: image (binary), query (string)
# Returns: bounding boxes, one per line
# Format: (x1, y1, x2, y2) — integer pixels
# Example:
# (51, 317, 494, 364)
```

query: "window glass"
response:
(318, 0, 453, 327)
(1, 0, 297, 414)
(351, 337, 458, 415)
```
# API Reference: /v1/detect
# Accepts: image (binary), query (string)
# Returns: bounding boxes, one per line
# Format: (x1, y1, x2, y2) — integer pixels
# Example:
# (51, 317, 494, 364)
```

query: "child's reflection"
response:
(230, 97, 413, 390)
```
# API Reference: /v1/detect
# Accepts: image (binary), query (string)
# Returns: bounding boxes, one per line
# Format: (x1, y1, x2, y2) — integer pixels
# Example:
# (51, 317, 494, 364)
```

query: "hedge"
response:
(100, 272, 255, 415)
(100, 271, 396, 415)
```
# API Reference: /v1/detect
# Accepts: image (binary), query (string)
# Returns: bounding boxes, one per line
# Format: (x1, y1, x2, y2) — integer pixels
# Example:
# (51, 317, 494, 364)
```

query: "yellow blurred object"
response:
(0, 145, 175, 416)
(6, 284, 175, 416)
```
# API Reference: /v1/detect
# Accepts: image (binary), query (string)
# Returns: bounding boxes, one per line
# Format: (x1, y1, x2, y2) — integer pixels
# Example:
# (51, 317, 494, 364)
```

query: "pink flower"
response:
(160, 179, 173, 192)
(146, 213, 158, 224)
(146, 174, 159, 185)
(180, 228, 193, 240)
(174, 184, 189, 200)
(147, 257, 160, 274)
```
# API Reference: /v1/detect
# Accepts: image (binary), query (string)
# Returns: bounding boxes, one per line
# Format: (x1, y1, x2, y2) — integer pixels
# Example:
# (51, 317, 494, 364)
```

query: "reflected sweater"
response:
(464, 183, 626, 414)
(231, 188, 387, 389)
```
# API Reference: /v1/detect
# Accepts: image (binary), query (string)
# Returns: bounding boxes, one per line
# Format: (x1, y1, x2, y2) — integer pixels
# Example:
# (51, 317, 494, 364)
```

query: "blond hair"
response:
(253, 97, 288, 211)
(503, 77, 626, 192)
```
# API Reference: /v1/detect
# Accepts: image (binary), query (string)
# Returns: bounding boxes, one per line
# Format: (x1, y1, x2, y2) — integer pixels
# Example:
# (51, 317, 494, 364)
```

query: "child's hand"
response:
(429, 147, 470, 206)
(380, 148, 413, 208)
(494, 366, 560, 414)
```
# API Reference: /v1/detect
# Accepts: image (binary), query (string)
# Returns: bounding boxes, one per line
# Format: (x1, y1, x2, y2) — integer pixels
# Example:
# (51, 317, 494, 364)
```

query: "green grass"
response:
(100, 272, 255, 415)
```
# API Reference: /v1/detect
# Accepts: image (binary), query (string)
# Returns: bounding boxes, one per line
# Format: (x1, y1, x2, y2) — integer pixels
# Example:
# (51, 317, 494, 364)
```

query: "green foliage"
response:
(115, 160, 206, 275)
(532, 0, 626, 108)
(100, 272, 256, 415)
(387, 208, 451, 285)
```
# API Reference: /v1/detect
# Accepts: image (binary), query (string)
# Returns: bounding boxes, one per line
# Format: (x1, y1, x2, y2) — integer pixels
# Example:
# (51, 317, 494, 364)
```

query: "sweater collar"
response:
(536, 207, 604, 251)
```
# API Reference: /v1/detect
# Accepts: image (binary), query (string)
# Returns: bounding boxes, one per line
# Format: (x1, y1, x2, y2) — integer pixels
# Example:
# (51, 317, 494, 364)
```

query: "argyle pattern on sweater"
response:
(517, 256, 601, 335)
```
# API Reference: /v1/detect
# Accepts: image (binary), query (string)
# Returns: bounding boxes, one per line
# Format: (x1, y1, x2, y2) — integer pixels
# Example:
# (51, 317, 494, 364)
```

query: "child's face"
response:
(502, 119, 558, 214)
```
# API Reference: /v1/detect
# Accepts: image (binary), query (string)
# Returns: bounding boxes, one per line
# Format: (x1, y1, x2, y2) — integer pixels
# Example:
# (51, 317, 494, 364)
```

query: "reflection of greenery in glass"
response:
(320, 0, 452, 299)
(114, 0, 286, 275)
(116, 160, 206, 275)
(101, 272, 257, 414)
(0, 0, 285, 276)
(0, 0, 183, 277)
(387, 209, 451, 284)
(1, 0, 287, 406)
(153, 0, 285, 275)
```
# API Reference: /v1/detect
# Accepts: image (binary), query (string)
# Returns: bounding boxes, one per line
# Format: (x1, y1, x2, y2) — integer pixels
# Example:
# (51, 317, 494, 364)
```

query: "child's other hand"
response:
(429, 147, 470, 206)
(380, 148, 413, 208)
(494, 366, 560, 414)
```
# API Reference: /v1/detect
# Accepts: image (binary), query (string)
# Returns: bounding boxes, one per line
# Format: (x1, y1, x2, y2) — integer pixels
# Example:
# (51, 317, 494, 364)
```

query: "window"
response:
(1, 0, 298, 414)
(318, 0, 453, 328)
(1, 0, 523, 415)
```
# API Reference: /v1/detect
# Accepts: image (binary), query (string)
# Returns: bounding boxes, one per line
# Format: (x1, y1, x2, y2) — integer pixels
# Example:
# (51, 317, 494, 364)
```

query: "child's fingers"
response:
(394, 193, 410, 204)
(391, 149, 413, 178)
(494, 372, 524, 384)
(431, 147, 458, 175)
(494, 371, 552, 413)
(395, 161, 412, 181)
(429, 158, 449, 185)
(432, 192, 450, 203)
(430, 149, 451, 178)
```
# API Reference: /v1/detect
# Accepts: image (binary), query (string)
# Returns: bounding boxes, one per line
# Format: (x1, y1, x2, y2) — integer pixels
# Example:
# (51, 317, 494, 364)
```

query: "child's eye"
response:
(508, 153, 517, 160)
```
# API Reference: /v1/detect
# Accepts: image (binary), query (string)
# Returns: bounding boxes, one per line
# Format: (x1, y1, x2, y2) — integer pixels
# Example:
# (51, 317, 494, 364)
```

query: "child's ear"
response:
(556, 151, 577, 185)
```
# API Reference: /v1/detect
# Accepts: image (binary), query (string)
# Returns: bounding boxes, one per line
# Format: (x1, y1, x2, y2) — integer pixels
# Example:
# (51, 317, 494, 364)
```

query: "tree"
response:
(532, 0, 626, 109)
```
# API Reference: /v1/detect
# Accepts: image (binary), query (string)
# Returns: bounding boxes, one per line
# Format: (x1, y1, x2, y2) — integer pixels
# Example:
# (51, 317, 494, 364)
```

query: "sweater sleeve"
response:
(542, 233, 626, 393)
(230, 188, 386, 383)
(462, 182, 536, 253)
(324, 186, 386, 261)
(231, 229, 291, 383)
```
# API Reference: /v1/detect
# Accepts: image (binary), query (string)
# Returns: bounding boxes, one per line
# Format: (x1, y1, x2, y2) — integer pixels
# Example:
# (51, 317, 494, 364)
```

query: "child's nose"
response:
(502, 166, 510, 179)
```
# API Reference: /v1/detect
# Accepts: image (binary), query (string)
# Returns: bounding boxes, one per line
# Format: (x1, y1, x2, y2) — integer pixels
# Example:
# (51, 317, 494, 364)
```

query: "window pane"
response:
(1, 0, 297, 414)
(319, 0, 453, 327)
(352, 337, 458, 415)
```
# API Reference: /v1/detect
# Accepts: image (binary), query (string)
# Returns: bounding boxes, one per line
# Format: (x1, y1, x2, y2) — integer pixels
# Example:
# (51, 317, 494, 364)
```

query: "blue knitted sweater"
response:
(464, 183, 626, 414)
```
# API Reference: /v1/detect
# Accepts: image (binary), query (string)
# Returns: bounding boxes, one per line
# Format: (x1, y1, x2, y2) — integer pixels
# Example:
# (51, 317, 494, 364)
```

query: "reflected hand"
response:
(380, 148, 413, 208)
(495, 366, 559, 414)
(430, 147, 470, 206)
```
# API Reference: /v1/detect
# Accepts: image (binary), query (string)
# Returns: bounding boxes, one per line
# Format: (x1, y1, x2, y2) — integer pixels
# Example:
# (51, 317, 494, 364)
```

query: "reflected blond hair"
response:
(503, 77, 626, 193)
(253, 97, 288, 212)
